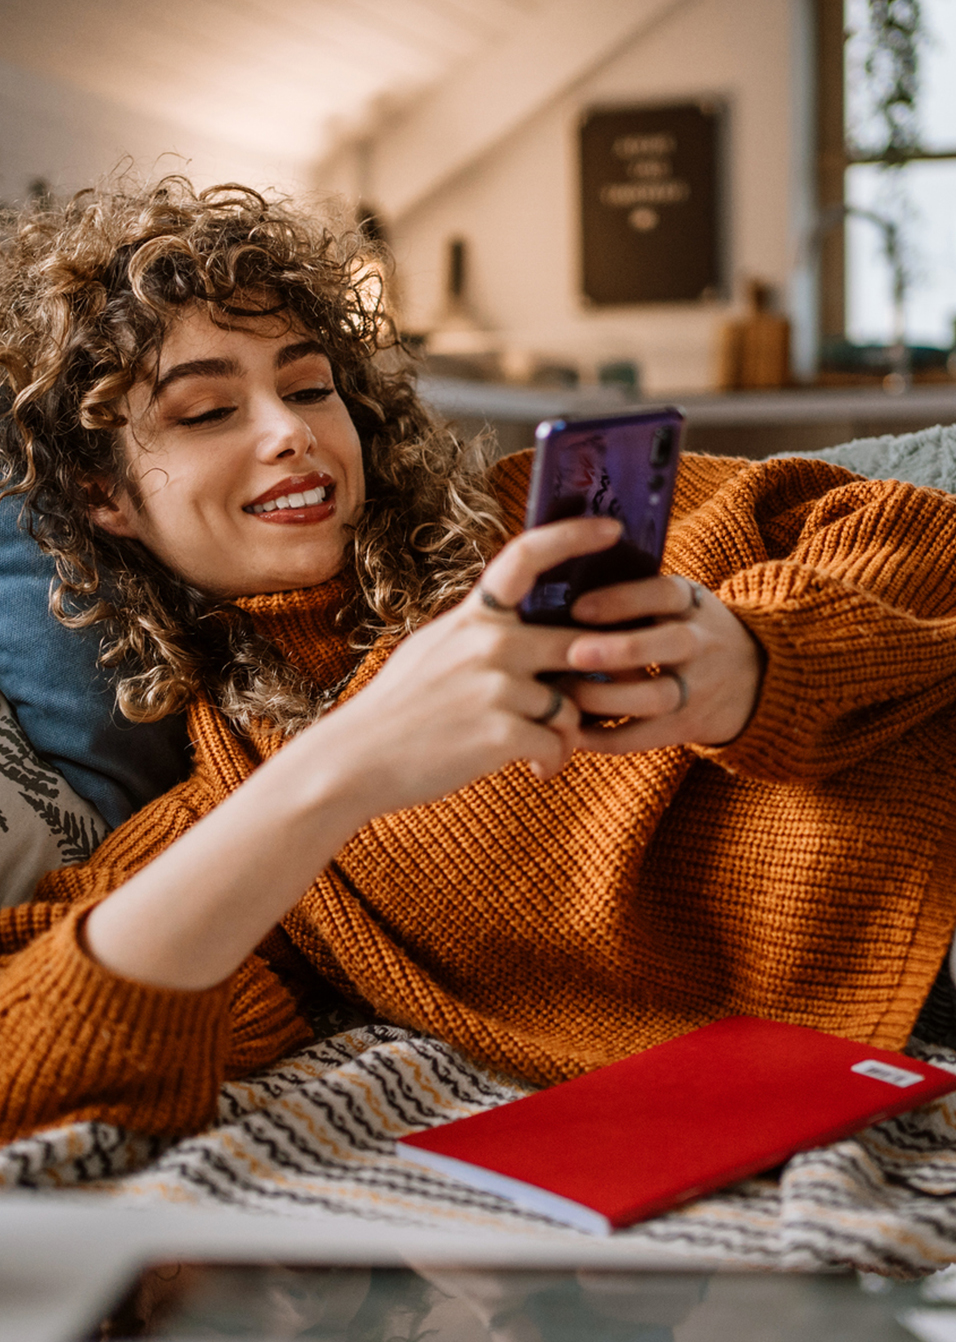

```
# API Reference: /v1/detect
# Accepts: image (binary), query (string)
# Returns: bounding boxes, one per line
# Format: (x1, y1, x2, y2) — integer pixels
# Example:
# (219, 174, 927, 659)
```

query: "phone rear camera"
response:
(650, 426, 673, 467)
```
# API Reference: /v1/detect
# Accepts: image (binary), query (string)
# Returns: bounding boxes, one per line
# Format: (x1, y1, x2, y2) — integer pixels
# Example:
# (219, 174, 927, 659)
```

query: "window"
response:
(842, 0, 956, 351)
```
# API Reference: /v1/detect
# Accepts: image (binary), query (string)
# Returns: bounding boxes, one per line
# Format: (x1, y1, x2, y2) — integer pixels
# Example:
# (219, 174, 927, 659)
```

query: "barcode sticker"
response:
(851, 1059, 924, 1088)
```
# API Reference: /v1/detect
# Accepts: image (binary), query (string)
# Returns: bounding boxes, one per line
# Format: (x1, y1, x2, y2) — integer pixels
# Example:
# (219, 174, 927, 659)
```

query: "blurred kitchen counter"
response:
(418, 375, 956, 460)
(677, 384, 956, 458)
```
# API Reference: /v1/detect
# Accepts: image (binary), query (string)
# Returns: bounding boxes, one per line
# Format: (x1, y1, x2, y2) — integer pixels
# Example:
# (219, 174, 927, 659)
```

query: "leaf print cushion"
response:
(0, 692, 108, 908)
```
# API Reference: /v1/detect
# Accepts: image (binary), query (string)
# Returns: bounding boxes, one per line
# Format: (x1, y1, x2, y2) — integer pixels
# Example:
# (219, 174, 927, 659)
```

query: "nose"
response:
(254, 394, 315, 464)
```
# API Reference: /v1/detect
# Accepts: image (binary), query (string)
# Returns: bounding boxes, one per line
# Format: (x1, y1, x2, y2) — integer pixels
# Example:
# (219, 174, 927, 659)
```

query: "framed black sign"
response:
(580, 103, 724, 305)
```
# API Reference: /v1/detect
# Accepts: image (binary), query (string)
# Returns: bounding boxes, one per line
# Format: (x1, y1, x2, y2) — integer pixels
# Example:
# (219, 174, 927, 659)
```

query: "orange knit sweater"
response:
(3, 449, 956, 1144)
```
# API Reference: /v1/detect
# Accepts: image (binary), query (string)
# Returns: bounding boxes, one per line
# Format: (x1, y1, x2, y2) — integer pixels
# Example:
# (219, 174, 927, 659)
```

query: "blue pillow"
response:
(0, 492, 191, 828)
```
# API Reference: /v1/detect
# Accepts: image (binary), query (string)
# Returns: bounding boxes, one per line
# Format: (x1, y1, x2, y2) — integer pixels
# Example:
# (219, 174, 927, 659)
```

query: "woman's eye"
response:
(285, 386, 334, 405)
(178, 406, 235, 427)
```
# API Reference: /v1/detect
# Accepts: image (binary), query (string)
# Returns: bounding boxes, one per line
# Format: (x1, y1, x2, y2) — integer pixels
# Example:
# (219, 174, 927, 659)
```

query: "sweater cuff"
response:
(694, 564, 861, 781)
(0, 906, 233, 1142)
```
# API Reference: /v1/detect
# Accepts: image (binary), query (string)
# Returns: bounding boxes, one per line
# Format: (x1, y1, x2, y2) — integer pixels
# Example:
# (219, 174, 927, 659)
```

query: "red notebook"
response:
(397, 1016, 956, 1234)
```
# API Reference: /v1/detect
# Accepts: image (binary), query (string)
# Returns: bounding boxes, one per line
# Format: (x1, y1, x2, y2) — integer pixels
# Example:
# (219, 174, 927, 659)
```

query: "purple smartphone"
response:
(518, 407, 684, 628)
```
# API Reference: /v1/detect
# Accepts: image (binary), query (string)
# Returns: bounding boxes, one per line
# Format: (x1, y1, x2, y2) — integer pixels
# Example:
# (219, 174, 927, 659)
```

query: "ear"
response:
(86, 480, 141, 540)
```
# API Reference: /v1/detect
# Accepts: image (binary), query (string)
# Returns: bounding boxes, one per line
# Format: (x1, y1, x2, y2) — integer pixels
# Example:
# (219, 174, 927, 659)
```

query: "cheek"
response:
(133, 471, 225, 555)
(137, 446, 225, 509)
(334, 417, 365, 504)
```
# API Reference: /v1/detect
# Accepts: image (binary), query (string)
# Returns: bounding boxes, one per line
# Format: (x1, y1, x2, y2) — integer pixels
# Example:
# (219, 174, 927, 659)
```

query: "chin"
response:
(259, 561, 347, 595)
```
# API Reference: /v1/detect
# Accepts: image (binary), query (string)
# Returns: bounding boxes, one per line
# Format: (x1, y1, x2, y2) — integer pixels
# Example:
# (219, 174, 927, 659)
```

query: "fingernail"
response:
(570, 639, 604, 669)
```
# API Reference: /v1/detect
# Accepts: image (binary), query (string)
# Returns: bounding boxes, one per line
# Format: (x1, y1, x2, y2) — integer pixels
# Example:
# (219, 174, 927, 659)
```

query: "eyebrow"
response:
(276, 339, 328, 369)
(153, 357, 240, 400)
(152, 339, 329, 400)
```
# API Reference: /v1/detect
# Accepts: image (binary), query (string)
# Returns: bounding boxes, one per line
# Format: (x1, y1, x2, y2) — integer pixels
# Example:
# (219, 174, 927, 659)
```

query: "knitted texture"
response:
(3, 450, 956, 1141)
(283, 452, 956, 1080)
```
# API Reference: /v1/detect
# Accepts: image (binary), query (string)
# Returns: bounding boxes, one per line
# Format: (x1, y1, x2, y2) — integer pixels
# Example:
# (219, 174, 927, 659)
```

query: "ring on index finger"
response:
(679, 577, 705, 613)
(478, 585, 516, 615)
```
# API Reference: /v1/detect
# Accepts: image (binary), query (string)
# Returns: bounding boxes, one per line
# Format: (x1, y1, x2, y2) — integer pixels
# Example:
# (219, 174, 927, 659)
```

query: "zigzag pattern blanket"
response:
(3, 1008, 956, 1278)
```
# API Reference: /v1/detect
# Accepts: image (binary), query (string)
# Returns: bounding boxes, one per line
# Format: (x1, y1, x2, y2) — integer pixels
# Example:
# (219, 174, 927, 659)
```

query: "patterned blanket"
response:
(3, 1005, 956, 1279)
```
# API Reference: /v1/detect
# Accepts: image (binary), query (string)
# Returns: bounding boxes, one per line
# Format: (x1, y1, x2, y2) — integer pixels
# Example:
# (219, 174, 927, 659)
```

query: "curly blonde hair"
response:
(0, 176, 506, 733)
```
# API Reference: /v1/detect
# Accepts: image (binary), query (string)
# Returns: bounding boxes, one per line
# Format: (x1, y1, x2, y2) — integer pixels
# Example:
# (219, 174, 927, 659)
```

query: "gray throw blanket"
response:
(772, 421, 956, 492)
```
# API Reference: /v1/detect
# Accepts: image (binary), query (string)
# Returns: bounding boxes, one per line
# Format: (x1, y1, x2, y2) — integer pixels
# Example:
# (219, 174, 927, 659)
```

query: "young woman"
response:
(1, 178, 955, 1144)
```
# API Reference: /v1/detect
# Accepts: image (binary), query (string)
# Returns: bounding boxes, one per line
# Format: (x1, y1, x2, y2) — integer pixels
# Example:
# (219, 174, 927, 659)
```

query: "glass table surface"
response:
(85, 1259, 956, 1342)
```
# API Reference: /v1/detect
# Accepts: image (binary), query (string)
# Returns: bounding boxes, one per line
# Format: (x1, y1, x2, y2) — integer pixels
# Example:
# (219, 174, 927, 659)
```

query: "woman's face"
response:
(92, 305, 366, 597)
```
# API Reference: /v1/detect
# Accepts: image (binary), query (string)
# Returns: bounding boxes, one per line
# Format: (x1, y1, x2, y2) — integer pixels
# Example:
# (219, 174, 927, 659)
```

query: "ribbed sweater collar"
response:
(233, 572, 360, 692)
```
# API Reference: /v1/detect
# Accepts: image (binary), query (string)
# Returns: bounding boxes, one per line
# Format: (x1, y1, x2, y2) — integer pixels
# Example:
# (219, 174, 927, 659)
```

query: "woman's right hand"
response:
(316, 515, 623, 822)
(83, 516, 622, 991)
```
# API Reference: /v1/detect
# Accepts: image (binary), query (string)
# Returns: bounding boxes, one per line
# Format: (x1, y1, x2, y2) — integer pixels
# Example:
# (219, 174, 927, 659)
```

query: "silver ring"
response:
(669, 670, 689, 713)
(479, 585, 515, 615)
(532, 685, 564, 726)
(682, 577, 704, 611)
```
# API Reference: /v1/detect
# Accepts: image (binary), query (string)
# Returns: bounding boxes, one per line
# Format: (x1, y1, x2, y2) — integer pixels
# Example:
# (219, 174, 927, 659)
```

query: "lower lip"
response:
(246, 497, 336, 526)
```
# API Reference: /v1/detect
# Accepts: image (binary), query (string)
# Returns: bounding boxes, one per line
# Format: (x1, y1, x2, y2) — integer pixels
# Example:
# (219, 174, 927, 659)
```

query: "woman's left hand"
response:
(565, 575, 765, 753)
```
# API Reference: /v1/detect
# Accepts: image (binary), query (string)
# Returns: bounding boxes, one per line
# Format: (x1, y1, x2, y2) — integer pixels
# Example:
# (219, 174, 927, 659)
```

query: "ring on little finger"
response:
(532, 684, 564, 726)
(667, 670, 689, 713)
(478, 585, 515, 615)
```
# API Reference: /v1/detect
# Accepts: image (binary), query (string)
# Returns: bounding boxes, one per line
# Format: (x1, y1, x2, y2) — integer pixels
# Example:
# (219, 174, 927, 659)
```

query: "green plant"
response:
(856, 0, 925, 161)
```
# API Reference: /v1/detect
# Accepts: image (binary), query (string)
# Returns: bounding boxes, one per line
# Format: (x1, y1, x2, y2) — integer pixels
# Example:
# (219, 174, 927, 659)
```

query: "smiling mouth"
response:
(247, 484, 328, 515)
(243, 472, 336, 522)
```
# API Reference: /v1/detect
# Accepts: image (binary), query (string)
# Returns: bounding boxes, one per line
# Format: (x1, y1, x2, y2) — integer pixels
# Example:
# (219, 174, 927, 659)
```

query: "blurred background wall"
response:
(318, 0, 812, 396)
(0, 0, 812, 396)
(2, 0, 954, 449)
(0, 53, 306, 199)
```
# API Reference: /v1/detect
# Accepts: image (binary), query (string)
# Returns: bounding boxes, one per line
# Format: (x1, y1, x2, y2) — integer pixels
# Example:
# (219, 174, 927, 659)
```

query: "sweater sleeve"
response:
(0, 773, 315, 1141)
(0, 900, 233, 1141)
(0, 750, 246, 1142)
(668, 454, 956, 782)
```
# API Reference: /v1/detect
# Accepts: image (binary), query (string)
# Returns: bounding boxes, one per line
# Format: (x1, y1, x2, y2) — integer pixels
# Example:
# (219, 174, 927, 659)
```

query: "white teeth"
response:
(248, 486, 326, 515)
